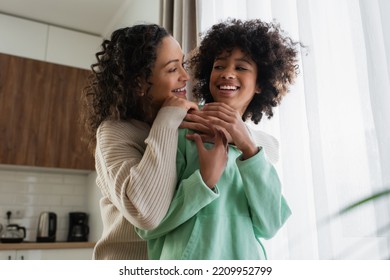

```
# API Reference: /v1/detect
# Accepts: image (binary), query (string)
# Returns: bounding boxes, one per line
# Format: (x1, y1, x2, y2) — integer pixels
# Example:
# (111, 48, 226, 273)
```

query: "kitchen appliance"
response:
(0, 224, 26, 243)
(36, 211, 57, 242)
(67, 212, 89, 242)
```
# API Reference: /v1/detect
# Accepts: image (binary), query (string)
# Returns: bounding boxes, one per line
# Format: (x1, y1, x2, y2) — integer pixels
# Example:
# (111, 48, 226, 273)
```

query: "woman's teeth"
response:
(173, 86, 186, 92)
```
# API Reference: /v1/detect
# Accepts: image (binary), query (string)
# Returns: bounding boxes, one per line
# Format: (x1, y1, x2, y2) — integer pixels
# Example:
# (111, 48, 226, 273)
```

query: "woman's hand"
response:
(162, 95, 198, 111)
(187, 127, 228, 189)
(197, 102, 258, 160)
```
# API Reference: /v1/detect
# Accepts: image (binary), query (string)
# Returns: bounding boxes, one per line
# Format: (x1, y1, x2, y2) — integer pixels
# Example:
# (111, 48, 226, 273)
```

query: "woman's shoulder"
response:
(97, 119, 149, 146)
(98, 119, 149, 134)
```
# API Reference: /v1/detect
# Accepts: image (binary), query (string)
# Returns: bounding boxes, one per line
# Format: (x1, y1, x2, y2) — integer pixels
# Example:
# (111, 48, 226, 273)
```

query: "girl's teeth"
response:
(220, 85, 237, 90)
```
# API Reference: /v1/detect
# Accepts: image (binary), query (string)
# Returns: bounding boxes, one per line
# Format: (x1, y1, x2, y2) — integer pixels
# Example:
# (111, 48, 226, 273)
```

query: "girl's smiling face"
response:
(209, 48, 260, 116)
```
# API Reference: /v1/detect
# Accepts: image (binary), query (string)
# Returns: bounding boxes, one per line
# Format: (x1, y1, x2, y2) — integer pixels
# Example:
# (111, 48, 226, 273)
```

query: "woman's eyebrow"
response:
(163, 54, 185, 67)
(163, 59, 180, 67)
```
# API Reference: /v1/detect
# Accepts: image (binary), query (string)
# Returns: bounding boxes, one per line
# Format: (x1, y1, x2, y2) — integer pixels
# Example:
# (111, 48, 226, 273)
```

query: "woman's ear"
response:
(255, 85, 261, 94)
(136, 77, 147, 96)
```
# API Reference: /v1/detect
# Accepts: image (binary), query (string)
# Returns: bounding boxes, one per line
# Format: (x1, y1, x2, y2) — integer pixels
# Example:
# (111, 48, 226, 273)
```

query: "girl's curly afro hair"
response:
(189, 18, 301, 124)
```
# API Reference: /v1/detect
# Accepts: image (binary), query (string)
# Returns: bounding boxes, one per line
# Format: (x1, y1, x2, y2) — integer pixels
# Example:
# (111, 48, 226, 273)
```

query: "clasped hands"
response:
(180, 102, 258, 188)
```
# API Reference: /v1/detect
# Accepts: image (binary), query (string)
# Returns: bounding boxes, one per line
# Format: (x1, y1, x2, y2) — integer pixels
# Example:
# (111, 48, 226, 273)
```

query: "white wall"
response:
(102, 0, 162, 38)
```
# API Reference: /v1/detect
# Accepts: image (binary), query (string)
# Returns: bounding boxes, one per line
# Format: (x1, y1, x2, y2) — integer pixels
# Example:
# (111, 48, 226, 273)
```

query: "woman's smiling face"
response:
(209, 48, 260, 115)
(147, 35, 189, 110)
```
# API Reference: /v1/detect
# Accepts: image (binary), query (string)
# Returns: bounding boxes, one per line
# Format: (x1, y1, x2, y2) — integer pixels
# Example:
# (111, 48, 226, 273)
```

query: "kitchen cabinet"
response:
(0, 250, 42, 260)
(0, 13, 48, 61)
(0, 53, 95, 170)
(46, 26, 101, 70)
(0, 250, 16, 260)
(0, 248, 93, 260)
(0, 13, 102, 70)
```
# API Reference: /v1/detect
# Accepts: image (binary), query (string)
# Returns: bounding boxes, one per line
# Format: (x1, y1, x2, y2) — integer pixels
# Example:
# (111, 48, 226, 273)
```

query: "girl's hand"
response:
(200, 102, 258, 160)
(180, 110, 219, 142)
(186, 127, 228, 189)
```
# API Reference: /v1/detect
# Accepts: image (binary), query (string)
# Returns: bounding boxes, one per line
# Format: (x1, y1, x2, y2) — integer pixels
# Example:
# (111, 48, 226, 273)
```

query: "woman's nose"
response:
(180, 67, 190, 81)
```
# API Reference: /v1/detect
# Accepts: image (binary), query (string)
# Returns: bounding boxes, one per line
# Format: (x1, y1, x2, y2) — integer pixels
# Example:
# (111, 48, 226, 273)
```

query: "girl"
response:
(136, 18, 300, 260)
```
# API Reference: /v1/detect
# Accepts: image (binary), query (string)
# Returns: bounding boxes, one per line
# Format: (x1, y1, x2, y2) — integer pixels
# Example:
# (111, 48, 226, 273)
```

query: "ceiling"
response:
(0, 0, 128, 36)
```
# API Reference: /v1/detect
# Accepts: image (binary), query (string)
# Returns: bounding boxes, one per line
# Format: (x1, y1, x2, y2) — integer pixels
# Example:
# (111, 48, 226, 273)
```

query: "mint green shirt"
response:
(136, 129, 291, 259)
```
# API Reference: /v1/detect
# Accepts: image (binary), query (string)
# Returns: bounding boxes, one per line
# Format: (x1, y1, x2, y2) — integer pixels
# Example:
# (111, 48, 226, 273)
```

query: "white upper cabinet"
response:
(0, 13, 47, 60)
(46, 26, 102, 70)
(0, 13, 102, 69)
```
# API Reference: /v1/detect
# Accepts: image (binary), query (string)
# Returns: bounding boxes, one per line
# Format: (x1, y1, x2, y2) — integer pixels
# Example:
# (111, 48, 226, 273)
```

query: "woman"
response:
(81, 24, 200, 259)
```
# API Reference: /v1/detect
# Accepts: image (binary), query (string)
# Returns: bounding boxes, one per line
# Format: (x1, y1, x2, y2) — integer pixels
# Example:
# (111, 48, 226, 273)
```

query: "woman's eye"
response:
(169, 68, 177, 72)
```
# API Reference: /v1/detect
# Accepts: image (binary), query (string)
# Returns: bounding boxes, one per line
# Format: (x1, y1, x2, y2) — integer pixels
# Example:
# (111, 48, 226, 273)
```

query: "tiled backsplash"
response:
(0, 165, 92, 242)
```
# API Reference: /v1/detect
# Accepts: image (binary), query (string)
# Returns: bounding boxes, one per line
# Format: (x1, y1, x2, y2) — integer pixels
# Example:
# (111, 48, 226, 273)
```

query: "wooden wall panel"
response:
(0, 53, 94, 170)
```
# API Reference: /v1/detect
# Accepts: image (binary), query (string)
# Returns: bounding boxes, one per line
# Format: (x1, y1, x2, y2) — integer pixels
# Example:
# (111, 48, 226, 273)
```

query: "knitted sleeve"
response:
(95, 106, 187, 230)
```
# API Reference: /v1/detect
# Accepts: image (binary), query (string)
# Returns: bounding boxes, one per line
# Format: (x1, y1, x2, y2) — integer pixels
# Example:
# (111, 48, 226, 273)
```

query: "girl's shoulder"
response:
(246, 125, 280, 164)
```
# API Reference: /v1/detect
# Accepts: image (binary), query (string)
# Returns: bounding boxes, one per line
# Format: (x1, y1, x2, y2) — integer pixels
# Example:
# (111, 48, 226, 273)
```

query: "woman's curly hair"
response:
(189, 18, 301, 124)
(81, 24, 169, 152)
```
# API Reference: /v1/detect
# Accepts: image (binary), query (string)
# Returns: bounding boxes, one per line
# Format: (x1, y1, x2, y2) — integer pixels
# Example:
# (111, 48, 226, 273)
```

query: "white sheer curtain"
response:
(196, 0, 390, 259)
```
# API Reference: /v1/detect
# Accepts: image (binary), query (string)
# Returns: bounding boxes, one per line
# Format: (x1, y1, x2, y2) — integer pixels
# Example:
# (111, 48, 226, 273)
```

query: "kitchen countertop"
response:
(0, 242, 95, 250)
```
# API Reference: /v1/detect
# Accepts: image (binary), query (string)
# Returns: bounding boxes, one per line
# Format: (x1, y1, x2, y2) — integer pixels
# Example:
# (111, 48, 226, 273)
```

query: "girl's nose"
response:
(221, 68, 235, 79)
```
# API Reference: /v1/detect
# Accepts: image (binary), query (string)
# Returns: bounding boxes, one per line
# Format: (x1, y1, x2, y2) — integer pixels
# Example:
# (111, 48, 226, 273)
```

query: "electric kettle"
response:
(36, 212, 57, 242)
(0, 224, 26, 243)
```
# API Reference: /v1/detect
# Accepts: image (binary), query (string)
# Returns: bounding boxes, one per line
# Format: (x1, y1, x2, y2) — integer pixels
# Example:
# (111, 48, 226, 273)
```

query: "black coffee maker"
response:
(67, 212, 89, 242)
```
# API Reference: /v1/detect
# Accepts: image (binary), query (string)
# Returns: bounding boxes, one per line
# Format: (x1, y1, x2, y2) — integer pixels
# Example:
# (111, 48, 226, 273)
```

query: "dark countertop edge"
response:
(0, 241, 96, 250)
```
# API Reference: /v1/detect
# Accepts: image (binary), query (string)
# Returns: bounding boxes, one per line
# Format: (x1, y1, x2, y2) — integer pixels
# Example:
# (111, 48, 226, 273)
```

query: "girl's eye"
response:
(213, 65, 223, 70)
(236, 66, 247, 71)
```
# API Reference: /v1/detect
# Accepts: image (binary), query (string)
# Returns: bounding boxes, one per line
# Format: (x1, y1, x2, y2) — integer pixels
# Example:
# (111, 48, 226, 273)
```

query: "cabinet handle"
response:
(8, 255, 12, 260)
(20, 255, 24, 260)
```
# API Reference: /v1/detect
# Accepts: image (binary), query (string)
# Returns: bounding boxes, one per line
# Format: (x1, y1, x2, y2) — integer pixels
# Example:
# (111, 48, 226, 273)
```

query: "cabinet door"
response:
(0, 53, 94, 170)
(15, 250, 43, 260)
(33, 248, 93, 260)
(0, 13, 47, 60)
(0, 248, 93, 260)
(0, 250, 16, 260)
(46, 26, 101, 70)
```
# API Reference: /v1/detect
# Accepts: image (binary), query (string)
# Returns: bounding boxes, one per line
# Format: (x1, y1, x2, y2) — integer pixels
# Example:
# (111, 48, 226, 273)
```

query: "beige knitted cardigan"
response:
(93, 106, 187, 259)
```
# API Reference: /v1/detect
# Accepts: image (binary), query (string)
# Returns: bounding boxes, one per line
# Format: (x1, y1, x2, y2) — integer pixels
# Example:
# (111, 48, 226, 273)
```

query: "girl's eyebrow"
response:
(214, 56, 254, 65)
